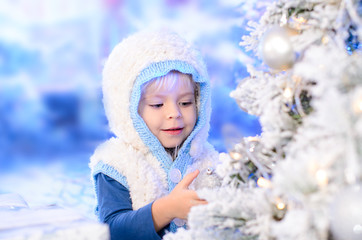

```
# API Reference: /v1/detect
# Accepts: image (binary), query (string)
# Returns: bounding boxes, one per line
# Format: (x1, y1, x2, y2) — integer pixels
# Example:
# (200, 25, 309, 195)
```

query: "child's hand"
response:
(168, 169, 208, 220)
(151, 170, 207, 231)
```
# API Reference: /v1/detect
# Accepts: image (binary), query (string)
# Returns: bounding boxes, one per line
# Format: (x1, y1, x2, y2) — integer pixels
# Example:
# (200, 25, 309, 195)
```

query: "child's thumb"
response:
(179, 170, 199, 188)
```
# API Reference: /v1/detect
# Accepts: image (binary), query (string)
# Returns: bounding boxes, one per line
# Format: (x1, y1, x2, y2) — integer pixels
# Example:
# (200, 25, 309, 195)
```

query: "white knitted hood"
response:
(102, 29, 211, 156)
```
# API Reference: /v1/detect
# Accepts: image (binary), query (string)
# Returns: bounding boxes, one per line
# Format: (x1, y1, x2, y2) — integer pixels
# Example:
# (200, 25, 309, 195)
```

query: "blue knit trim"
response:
(130, 60, 210, 198)
(170, 221, 182, 233)
(92, 161, 130, 217)
(92, 160, 130, 189)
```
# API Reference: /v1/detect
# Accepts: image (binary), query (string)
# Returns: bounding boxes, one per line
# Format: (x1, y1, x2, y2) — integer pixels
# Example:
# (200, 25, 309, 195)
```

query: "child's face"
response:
(138, 73, 197, 148)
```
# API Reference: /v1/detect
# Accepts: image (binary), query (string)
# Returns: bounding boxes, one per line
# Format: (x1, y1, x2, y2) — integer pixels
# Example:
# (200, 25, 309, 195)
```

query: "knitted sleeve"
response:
(95, 173, 167, 240)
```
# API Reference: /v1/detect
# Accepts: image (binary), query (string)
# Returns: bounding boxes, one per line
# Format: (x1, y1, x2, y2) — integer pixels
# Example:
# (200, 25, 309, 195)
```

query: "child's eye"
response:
(150, 104, 163, 108)
(180, 101, 193, 106)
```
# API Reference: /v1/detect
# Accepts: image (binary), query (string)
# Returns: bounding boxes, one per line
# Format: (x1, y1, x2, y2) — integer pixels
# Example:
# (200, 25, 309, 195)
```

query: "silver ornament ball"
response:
(330, 185, 362, 240)
(260, 26, 295, 70)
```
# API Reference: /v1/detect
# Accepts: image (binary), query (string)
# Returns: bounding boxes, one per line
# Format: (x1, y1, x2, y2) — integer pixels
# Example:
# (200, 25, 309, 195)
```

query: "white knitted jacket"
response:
(89, 29, 220, 215)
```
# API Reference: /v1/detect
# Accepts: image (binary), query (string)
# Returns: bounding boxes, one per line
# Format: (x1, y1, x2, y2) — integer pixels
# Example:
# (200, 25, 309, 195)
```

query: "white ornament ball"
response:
(330, 185, 362, 240)
(260, 26, 295, 70)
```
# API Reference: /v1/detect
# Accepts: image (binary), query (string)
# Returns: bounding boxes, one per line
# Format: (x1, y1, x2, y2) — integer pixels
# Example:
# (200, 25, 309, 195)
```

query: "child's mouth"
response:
(163, 128, 183, 135)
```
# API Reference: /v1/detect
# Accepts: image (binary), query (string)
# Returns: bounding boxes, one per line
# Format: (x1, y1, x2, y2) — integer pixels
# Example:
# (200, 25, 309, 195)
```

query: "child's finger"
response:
(191, 199, 208, 206)
(178, 170, 199, 188)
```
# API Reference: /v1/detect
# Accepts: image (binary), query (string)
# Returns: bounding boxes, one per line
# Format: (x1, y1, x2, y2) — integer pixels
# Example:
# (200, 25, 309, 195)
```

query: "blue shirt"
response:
(95, 173, 169, 240)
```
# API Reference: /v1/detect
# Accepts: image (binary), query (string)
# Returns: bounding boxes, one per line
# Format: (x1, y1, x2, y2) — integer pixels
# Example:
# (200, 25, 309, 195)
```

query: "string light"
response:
(357, 101, 362, 112)
(290, 16, 307, 30)
(293, 16, 307, 24)
(229, 151, 242, 161)
(316, 169, 328, 187)
(273, 197, 287, 221)
(283, 87, 293, 100)
(321, 36, 329, 45)
(275, 197, 286, 210)
(276, 201, 286, 210)
(352, 97, 362, 114)
(247, 136, 260, 142)
(257, 177, 272, 188)
(309, 161, 329, 187)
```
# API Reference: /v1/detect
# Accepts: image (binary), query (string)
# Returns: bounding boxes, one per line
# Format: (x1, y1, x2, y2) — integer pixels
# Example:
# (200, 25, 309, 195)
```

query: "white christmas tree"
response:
(165, 0, 362, 239)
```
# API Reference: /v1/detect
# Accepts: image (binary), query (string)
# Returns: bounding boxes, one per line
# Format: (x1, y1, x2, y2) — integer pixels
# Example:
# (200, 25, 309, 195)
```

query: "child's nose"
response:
(166, 103, 181, 119)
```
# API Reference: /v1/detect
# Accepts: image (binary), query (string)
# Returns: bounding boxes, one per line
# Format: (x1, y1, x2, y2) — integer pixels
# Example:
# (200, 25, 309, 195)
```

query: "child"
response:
(89, 29, 220, 240)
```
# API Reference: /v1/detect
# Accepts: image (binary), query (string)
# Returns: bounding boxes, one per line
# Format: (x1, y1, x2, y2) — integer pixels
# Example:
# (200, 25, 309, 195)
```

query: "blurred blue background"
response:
(0, 0, 262, 218)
